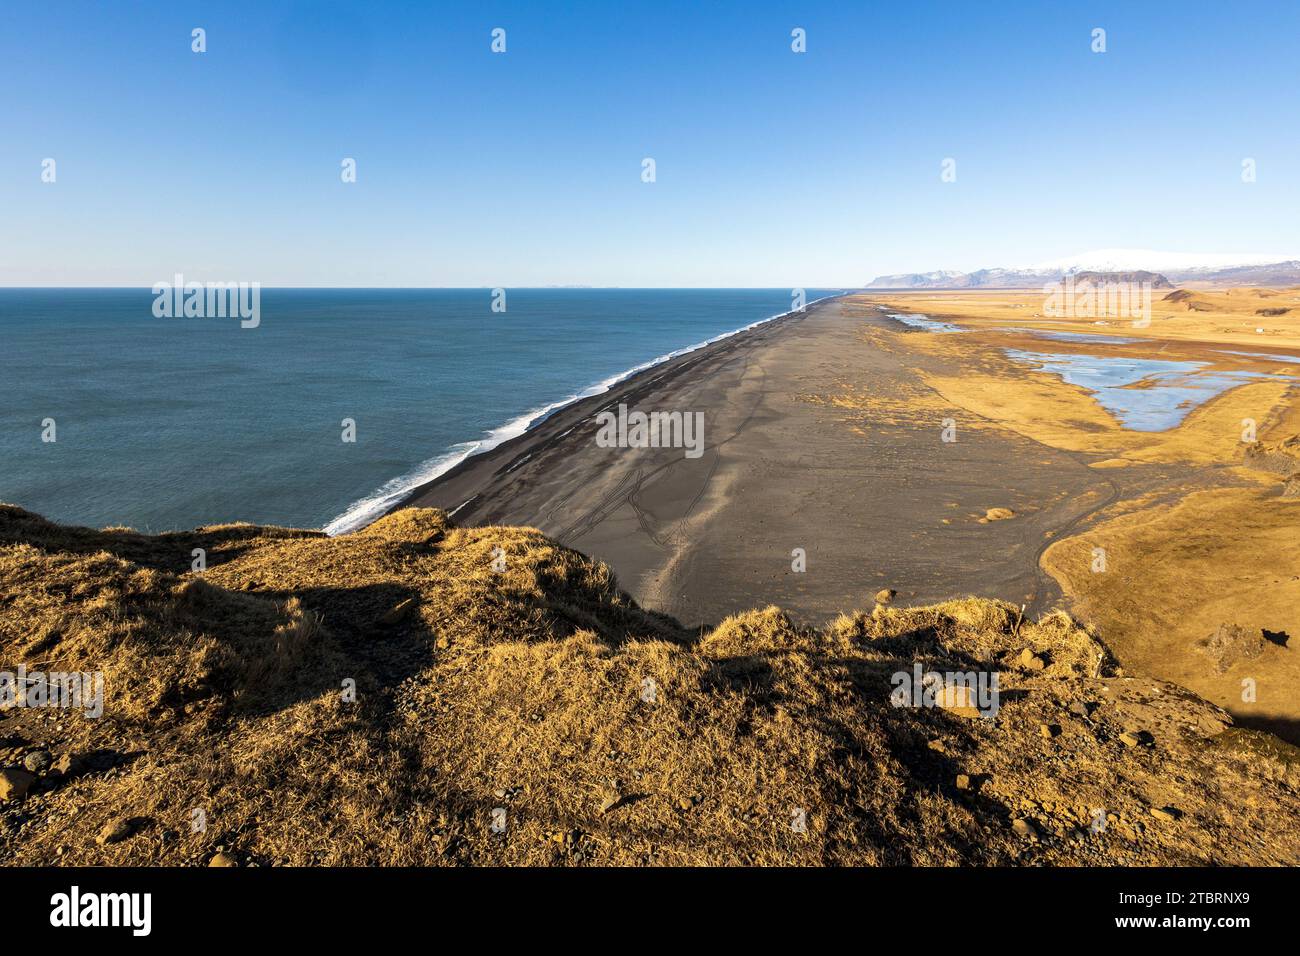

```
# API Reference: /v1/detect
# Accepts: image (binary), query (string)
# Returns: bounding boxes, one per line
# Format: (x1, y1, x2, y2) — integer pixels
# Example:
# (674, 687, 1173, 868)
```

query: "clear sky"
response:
(2, 0, 1297, 287)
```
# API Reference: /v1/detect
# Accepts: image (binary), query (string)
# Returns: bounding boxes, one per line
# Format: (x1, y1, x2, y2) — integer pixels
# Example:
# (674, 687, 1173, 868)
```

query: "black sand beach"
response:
(397, 297, 1116, 626)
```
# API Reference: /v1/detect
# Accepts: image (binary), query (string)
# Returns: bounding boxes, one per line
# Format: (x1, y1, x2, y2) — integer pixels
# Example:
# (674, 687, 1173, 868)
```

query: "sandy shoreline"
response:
(386, 296, 842, 527)
(397, 295, 1114, 626)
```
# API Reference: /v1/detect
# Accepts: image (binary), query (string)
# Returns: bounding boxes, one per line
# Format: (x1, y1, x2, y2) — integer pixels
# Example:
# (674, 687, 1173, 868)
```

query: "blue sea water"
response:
(0, 289, 838, 533)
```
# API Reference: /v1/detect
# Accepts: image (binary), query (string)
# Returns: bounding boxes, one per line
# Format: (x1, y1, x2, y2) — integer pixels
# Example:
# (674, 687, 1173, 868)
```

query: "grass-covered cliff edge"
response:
(2, 503, 1298, 866)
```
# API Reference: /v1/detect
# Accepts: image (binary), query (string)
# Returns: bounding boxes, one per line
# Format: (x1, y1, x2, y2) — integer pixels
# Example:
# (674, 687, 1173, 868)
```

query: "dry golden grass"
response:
(848, 291, 1300, 466)
(1042, 485, 1300, 741)
(3, 503, 1299, 866)
(859, 288, 1300, 351)
(919, 369, 1292, 465)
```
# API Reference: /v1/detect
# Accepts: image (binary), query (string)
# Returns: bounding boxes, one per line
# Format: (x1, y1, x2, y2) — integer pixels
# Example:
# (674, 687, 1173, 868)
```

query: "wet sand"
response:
(398, 297, 1116, 626)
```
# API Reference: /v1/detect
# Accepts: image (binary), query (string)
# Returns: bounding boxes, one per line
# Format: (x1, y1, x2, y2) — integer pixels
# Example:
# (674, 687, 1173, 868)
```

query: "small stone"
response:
(1119, 731, 1150, 748)
(874, 588, 897, 605)
(1011, 818, 1038, 840)
(1018, 648, 1046, 671)
(955, 774, 972, 791)
(1150, 806, 1181, 822)
(1068, 701, 1094, 718)
(1040, 724, 1061, 739)
(984, 507, 1016, 521)
(22, 749, 51, 773)
(599, 792, 622, 815)
(208, 852, 239, 867)
(934, 684, 985, 719)
(0, 768, 36, 801)
(380, 597, 417, 625)
(677, 797, 694, 811)
(52, 753, 82, 777)
(96, 818, 136, 845)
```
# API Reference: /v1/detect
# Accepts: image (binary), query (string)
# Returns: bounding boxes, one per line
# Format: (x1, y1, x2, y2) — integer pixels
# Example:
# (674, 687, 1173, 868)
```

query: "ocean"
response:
(0, 288, 839, 533)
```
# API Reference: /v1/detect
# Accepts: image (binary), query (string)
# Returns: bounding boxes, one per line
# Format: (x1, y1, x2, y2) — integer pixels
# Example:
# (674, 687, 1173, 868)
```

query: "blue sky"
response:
(2, 0, 1297, 287)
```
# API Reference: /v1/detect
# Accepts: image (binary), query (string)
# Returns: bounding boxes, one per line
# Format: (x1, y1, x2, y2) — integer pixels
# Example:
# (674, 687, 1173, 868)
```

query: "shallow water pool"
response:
(1004, 349, 1280, 431)
(885, 312, 968, 333)
(1002, 327, 1143, 345)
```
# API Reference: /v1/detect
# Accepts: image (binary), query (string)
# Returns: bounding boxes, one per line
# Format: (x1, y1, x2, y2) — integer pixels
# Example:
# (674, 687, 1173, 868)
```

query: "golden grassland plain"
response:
(853, 288, 1300, 741)
(862, 287, 1300, 351)
(2, 504, 1299, 866)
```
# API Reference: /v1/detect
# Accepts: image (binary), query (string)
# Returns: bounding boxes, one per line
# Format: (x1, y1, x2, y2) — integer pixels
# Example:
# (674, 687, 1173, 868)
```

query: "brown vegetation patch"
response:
(3, 505, 1300, 865)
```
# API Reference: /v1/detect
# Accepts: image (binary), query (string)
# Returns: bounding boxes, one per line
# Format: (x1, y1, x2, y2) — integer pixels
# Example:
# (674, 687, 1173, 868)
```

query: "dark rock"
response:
(22, 749, 51, 773)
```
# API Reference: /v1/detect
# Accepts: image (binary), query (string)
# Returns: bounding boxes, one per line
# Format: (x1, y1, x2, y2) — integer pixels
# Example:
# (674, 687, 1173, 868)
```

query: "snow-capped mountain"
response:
(1029, 249, 1298, 274)
(865, 249, 1300, 289)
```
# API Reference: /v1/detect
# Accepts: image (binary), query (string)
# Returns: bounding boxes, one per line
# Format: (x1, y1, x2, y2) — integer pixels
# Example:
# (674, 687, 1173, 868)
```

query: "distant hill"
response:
(1191, 261, 1300, 286)
(1070, 270, 1173, 289)
(865, 268, 1060, 290)
(866, 250, 1300, 289)
(1160, 286, 1299, 315)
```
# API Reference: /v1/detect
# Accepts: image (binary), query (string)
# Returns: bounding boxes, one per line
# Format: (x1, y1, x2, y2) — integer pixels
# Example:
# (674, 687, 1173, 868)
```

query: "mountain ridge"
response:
(867, 251, 1300, 289)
